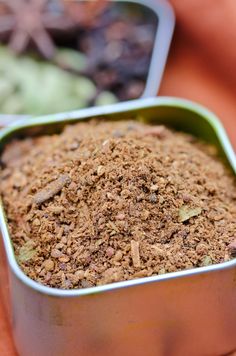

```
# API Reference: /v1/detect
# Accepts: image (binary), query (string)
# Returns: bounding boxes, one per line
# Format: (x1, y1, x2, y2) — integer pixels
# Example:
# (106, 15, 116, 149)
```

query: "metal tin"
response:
(0, 0, 175, 126)
(0, 97, 235, 356)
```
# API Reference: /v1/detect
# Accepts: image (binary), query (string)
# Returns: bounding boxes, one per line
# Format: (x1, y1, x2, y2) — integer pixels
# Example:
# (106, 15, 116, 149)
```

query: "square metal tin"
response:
(0, 97, 235, 356)
(0, 0, 175, 126)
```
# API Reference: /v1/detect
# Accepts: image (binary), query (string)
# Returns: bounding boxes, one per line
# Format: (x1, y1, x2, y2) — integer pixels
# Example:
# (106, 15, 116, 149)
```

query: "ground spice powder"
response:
(0, 120, 235, 289)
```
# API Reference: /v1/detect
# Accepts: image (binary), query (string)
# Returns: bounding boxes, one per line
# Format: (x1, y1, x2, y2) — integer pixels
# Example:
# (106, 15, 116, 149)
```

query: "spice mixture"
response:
(0, 120, 235, 289)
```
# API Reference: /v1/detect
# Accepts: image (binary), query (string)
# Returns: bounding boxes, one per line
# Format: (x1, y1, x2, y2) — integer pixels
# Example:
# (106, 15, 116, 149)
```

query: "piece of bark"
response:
(131, 240, 141, 268)
(33, 174, 71, 205)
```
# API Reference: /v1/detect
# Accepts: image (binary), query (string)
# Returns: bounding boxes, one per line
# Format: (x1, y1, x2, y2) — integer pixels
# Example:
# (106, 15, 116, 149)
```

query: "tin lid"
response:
(0, 0, 175, 126)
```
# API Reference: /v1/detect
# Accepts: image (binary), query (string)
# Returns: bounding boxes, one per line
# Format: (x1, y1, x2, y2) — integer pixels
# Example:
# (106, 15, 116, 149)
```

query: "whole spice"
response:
(0, 0, 73, 58)
(32, 174, 71, 205)
(131, 240, 141, 268)
(1, 120, 235, 289)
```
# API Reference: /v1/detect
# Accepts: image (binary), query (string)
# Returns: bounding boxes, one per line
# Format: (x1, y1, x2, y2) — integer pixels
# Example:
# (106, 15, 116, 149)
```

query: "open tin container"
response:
(0, 97, 235, 356)
(0, 0, 175, 126)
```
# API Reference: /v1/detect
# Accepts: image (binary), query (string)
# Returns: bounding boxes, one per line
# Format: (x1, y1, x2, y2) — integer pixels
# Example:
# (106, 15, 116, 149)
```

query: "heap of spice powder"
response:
(0, 120, 235, 289)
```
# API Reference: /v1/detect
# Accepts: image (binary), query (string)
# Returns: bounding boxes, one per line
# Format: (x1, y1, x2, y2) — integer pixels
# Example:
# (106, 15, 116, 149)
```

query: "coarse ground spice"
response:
(0, 120, 235, 289)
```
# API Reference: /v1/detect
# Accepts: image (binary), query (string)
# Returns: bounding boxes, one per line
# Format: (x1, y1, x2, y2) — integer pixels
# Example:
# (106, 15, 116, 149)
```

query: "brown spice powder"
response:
(0, 120, 235, 289)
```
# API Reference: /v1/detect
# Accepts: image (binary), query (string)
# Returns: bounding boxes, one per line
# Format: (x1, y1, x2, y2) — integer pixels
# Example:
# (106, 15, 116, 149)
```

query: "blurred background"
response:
(0, 0, 235, 355)
(161, 0, 236, 149)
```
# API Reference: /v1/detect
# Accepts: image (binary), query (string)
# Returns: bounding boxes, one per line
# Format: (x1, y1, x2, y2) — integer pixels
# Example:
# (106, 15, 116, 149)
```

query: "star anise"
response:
(0, 0, 74, 58)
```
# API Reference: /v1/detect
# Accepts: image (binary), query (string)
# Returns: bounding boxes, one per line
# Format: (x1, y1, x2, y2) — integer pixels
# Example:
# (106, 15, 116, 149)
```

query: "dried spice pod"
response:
(0, 0, 74, 58)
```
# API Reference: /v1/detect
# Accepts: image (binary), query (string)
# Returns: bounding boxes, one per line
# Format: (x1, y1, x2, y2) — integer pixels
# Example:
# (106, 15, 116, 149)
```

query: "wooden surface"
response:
(0, 1, 236, 355)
